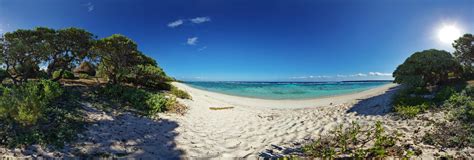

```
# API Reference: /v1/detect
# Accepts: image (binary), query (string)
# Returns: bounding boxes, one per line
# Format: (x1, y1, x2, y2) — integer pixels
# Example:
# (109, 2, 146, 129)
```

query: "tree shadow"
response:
(70, 104, 184, 159)
(346, 86, 401, 116)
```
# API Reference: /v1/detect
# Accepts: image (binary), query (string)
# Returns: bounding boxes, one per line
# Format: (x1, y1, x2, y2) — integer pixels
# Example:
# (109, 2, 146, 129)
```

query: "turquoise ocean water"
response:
(185, 81, 391, 100)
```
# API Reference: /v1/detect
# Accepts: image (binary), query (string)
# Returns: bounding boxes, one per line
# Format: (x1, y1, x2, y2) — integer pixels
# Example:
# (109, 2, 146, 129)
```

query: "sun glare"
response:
(438, 25, 462, 44)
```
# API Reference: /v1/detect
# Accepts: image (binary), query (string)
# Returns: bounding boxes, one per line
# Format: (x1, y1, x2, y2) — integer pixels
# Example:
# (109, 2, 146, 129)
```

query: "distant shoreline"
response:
(173, 82, 397, 109)
(182, 80, 394, 83)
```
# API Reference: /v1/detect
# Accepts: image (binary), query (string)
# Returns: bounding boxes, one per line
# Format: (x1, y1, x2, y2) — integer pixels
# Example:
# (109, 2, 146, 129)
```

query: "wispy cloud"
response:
(350, 73, 367, 77)
(187, 37, 198, 45)
(198, 46, 207, 51)
(290, 72, 393, 80)
(368, 72, 392, 76)
(84, 2, 94, 12)
(168, 19, 184, 28)
(190, 17, 211, 24)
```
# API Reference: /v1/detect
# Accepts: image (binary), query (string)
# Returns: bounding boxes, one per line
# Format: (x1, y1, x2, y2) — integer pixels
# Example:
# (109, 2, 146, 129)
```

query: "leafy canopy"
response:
(393, 49, 462, 87)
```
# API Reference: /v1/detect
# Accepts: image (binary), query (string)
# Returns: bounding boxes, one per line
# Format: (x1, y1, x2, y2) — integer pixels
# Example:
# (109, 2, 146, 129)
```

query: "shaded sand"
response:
(2, 82, 471, 159)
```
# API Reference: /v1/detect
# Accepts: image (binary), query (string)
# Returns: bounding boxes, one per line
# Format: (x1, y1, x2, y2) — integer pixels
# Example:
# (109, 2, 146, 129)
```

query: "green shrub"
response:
(0, 80, 82, 148)
(146, 93, 167, 114)
(0, 80, 63, 126)
(392, 90, 430, 106)
(52, 69, 75, 79)
(394, 105, 425, 118)
(434, 86, 456, 102)
(302, 121, 408, 158)
(170, 85, 191, 99)
(78, 73, 90, 79)
(127, 65, 169, 88)
(100, 84, 186, 115)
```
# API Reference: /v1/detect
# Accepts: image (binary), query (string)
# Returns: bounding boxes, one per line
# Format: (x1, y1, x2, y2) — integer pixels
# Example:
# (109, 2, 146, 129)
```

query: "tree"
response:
(453, 34, 474, 77)
(0, 28, 50, 84)
(46, 27, 95, 80)
(92, 34, 143, 84)
(393, 49, 462, 87)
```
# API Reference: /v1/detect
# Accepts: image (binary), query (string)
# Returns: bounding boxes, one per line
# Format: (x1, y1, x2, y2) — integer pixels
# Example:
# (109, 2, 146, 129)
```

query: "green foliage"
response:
(453, 34, 474, 73)
(127, 64, 169, 88)
(99, 84, 185, 116)
(170, 85, 192, 99)
(146, 93, 167, 114)
(394, 104, 427, 119)
(434, 86, 456, 102)
(92, 34, 143, 84)
(78, 73, 90, 79)
(423, 86, 474, 149)
(0, 80, 82, 148)
(0, 80, 63, 126)
(0, 69, 6, 83)
(393, 49, 462, 87)
(302, 121, 409, 158)
(1, 28, 50, 84)
(392, 88, 431, 107)
(52, 69, 75, 79)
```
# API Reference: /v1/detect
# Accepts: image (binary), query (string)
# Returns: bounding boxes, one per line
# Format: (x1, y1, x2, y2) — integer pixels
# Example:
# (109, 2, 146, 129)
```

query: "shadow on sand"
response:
(346, 86, 401, 116)
(72, 104, 184, 159)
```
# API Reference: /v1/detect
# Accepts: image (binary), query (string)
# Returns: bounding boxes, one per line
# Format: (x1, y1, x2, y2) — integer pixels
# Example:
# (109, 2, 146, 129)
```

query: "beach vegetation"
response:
(393, 49, 462, 87)
(0, 28, 50, 85)
(170, 85, 192, 99)
(99, 84, 186, 116)
(0, 80, 84, 148)
(421, 86, 474, 149)
(52, 69, 75, 79)
(0, 69, 7, 83)
(453, 34, 474, 78)
(302, 121, 416, 159)
(0, 26, 182, 150)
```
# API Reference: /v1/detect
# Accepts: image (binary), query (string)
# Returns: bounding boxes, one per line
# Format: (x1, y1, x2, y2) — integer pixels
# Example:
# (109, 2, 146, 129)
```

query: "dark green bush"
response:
(99, 84, 181, 116)
(392, 88, 431, 107)
(0, 69, 6, 83)
(170, 85, 191, 99)
(52, 69, 75, 79)
(0, 80, 83, 148)
(393, 49, 462, 87)
(0, 80, 63, 126)
(434, 86, 456, 102)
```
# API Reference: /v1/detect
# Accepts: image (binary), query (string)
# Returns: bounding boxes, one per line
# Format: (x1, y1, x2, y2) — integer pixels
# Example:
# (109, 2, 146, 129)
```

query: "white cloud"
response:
(351, 73, 367, 77)
(291, 72, 392, 80)
(84, 2, 94, 12)
(167, 19, 184, 28)
(187, 37, 198, 45)
(190, 17, 211, 24)
(368, 72, 392, 76)
(198, 46, 207, 51)
(290, 75, 331, 79)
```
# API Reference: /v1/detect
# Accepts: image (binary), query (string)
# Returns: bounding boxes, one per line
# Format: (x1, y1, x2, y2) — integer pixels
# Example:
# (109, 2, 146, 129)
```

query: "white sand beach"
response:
(3, 82, 468, 159)
(142, 82, 458, 158)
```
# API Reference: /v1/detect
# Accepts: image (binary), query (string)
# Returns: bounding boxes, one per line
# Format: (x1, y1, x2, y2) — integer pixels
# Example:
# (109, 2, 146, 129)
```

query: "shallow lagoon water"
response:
(185, 81, 390, 100)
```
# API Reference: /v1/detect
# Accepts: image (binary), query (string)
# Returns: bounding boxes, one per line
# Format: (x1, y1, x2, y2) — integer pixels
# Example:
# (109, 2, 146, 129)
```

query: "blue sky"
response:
(0, 0, 473, 81)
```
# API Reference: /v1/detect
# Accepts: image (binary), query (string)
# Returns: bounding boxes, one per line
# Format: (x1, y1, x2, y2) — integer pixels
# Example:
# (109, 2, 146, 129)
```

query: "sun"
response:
(438, 25, 462, 44)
